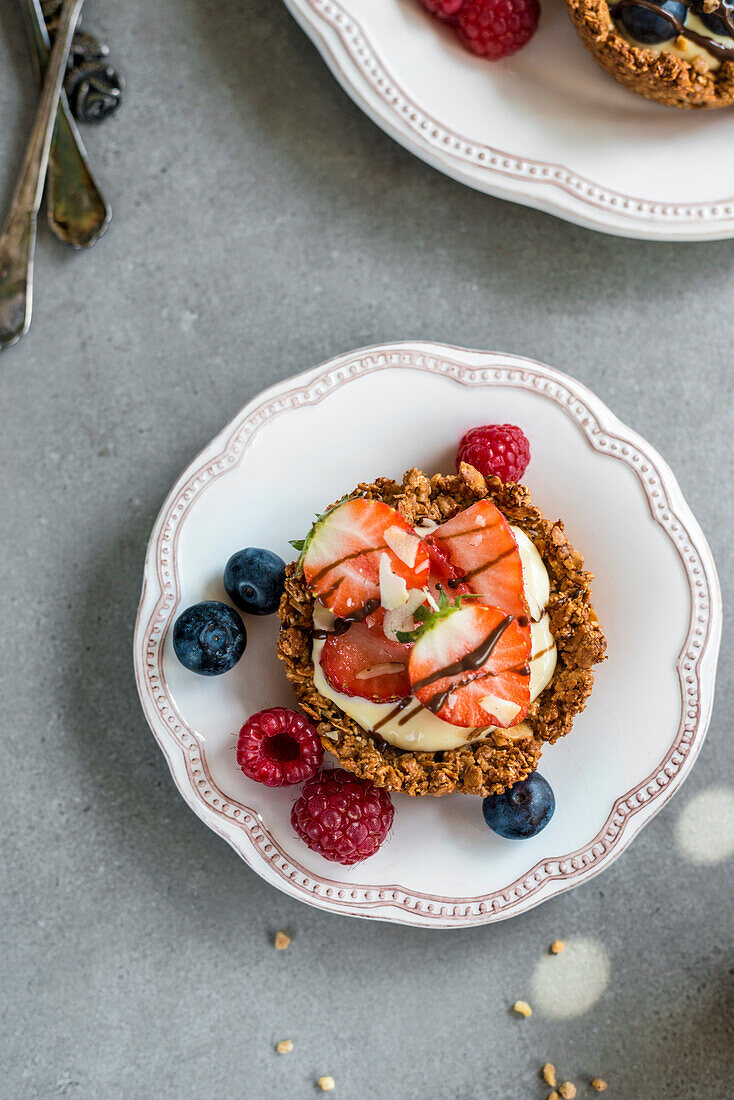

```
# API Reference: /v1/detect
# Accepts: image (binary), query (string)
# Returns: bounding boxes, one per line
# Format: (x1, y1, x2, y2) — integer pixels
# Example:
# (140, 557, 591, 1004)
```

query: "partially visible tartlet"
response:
(566, 0, 734, 108)
(277, 464, 606, 798)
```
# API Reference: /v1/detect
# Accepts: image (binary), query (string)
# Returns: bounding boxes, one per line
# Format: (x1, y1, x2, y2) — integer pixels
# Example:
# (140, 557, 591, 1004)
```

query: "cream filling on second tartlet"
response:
(311, 526, 557, 753)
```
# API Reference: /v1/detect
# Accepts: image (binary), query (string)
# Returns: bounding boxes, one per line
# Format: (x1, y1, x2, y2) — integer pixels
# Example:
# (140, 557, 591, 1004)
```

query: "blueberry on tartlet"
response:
(700, 0, 734, 35)
(617, 0, 685, 43)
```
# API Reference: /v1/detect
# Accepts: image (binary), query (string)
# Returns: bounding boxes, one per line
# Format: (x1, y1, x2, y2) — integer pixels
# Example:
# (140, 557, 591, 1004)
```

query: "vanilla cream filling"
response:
(609, 3, 732, 71)
(311, 525, 557, 753)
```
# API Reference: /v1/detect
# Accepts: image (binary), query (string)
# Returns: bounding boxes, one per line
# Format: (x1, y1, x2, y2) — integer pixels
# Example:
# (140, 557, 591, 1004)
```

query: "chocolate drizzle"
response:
(397, 701, 425, 725)
(371, 698, 427, 736)
(531, 644, 555, 663)
(311, 597, 380, 639)
(436, 522, 499, 542)
(447, 546, 517, 589)
(320, 577, 344, 602)
(372, 697, 412, 733)
(310, 543, 388, 587)
(312, 623, 348, 640)
(612, 0, 734, 61)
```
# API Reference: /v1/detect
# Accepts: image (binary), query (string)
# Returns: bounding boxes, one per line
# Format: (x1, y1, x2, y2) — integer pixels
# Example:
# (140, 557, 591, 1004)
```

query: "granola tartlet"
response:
(566, 0, 734, 108)
(277, 464, 606, 798)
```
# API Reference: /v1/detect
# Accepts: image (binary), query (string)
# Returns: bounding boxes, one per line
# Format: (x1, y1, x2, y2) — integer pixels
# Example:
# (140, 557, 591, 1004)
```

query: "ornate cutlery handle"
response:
(0, 0, 85, 351)
(21, 0, 110, 249)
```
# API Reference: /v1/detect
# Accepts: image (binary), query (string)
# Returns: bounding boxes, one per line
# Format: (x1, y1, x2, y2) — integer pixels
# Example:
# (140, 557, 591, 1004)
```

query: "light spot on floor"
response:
(179, 309, 199, 333)
(675, 785, 734, 866)
(531, 936, 609, 1019)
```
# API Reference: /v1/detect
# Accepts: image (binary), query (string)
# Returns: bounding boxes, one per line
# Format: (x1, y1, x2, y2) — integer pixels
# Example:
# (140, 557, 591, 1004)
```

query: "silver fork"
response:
(21, 0, 110, 249)
(0, 0, 86, 351)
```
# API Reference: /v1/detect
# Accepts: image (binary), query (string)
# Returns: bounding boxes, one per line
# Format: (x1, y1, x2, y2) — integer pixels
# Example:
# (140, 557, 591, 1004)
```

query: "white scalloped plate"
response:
(134, 343, 721, 926)
(283, 0, 734, 240)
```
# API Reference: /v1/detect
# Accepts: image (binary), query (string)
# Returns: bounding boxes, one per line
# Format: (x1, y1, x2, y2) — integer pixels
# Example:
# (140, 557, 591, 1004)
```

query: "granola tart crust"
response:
(277, 465, 607, 798)
(566, 0, 734, 109)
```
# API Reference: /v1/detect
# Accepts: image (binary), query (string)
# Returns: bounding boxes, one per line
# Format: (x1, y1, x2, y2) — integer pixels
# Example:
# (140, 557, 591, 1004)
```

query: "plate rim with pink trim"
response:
(281, 0, 734, 242)
(133, 342, 722, 927)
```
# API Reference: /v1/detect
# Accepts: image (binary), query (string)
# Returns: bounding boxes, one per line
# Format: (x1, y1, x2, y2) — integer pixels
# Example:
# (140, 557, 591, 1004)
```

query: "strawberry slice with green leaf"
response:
(425, 499, 527, 619)
(402, 591, 531, 728)
(292, 497, 429, 618)
(320, 618, 412, 702)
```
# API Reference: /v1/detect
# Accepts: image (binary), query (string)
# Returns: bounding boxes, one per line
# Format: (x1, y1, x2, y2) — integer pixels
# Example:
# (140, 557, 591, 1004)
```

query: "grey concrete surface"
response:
(1, 2, 733, 1097)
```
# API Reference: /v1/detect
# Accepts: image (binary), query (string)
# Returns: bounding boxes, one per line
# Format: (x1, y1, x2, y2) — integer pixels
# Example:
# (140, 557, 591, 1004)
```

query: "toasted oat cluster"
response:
(566, 0, 734, 108)
(277, 465, 606, 797)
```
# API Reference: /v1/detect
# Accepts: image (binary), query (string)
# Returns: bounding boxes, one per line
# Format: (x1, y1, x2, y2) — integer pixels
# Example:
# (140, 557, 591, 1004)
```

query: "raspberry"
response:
(420, 0, 466, 19)
(455, 0, 539, 59)
(291, 769, 394, 865)
(456, 423, 531, 483)
(237, 708, 323, 787)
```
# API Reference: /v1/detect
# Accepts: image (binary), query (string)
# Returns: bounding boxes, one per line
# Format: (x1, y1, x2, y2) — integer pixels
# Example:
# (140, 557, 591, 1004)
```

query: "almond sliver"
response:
(479, 695, 521, 725)
(383, 525, 421, 569)
(355, 662, 406, 680)
(379, 553, 409, 610)
(383, 589, 426, 641)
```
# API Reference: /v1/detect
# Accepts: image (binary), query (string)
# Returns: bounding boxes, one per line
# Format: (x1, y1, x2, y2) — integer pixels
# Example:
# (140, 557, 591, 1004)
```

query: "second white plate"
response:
(284, 0, 734, 240)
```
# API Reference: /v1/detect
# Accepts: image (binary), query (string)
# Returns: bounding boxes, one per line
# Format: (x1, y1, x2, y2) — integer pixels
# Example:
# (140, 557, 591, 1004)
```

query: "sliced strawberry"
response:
(320, 619, 412, 702)
(299, 498, 429, 619)
(424, 538, 455, 588)
(425, 500, 527, 619)
(408, 602, 531, 728)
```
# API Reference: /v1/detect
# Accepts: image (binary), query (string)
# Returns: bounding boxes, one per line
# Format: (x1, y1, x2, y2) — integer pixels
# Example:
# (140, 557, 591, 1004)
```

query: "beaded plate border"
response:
(283, 0, 734, 240)
(134, 344, 721, 926)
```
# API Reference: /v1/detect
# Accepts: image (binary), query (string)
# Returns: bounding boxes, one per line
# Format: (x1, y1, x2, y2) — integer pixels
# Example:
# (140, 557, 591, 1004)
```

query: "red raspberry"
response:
(455, 0, 539, 59)
(237, 708, 323, 787)
(420, 0, 466, 19)
(291, 769, 394, 865)
(456, 423, 531, 483)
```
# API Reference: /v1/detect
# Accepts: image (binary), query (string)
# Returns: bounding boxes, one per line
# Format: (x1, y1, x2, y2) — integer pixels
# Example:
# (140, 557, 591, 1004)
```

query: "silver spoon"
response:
(21, 0, 110, 249)
(0, 0, 86, 351)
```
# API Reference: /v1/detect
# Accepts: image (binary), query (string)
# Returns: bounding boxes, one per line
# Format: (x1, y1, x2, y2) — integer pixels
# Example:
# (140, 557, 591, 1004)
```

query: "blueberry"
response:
(482, 772, 555, 839)
(700, 2, 733, 36)
(617, 0, 685, 44)
(224, 547, 286, 616)
(173, 601, 246, 675)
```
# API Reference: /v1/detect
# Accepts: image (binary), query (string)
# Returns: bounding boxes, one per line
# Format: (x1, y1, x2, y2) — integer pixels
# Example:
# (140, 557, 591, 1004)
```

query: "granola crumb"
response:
(591, 1080, 608, 1093)
(674, 34, 687, 49)
(550, 939, 565, 954)
(276, 1040, 293, 1054)
(548, 1093, 560, 1100)
(512, 999, 533, 1017)
(559, 1083, 577, 1099)
(274, 931, 291, 950)
(542, 1063, 557, 1086)
(318, 1076, 335, 1091)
